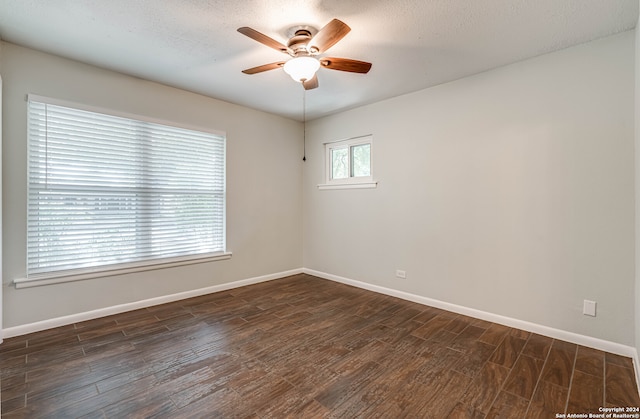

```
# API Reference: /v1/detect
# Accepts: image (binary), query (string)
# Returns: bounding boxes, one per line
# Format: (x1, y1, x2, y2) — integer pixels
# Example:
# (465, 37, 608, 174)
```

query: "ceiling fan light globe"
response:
(283, 57, 320, 82)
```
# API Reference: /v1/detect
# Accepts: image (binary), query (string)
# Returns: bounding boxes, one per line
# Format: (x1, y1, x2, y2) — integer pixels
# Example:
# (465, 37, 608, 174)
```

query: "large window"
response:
(25, 95, 227, 283)
(320, 135, 377, 189)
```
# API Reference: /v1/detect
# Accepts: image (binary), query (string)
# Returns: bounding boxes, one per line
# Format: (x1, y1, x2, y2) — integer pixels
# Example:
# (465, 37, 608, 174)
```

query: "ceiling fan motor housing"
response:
(287, 29, 315, 56)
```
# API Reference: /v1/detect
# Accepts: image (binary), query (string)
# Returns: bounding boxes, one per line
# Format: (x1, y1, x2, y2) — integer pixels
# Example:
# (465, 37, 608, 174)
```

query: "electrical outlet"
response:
(583, 300, 596, 317)
(395, 270, 406, 279)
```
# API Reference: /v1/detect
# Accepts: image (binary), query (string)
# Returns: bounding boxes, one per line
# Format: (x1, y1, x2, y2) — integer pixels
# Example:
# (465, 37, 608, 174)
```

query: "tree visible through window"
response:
(331, 147, 349, 179)
(351, 143, 371, 177)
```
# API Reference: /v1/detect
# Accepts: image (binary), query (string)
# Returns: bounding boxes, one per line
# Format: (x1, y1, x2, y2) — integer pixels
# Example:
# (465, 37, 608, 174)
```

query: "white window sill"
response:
(13, 252, 233, 289)
(317, 181, 378, 190)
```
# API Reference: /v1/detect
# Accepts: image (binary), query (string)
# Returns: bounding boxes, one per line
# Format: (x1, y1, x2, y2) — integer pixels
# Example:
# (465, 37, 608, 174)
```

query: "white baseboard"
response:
(3, 268, 303, 339)
(304, 268, 638, 360)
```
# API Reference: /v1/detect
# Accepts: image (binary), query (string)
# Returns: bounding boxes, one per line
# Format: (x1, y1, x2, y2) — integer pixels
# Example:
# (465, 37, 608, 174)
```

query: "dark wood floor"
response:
(1, 274, 638, 418)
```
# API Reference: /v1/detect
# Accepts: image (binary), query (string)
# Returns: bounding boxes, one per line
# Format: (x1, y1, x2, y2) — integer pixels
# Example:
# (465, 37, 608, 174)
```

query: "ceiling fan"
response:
(238, 19, 372, 90)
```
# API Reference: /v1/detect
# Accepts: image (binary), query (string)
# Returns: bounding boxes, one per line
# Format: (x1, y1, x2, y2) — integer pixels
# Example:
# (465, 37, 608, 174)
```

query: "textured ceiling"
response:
(0, 0, 637, 121)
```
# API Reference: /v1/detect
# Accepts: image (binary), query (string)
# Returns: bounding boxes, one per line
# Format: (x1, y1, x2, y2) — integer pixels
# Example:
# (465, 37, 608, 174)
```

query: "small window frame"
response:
(319, 135, 377, 190)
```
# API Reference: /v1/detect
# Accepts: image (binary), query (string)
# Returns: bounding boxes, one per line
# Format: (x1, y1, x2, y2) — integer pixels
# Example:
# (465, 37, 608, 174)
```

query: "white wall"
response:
(635, 4, 640, 360)
(0, 42, 303, 328)
(0, 44, 3, 342)
(304, 31, 635, 346)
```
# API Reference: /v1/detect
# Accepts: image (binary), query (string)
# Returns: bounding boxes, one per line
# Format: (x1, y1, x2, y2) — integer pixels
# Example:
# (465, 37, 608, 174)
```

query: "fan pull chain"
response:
(302, 87, 307, 161)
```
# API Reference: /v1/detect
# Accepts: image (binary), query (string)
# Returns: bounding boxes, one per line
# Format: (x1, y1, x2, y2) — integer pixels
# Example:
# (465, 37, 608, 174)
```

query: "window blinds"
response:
(27, 97, 226, 279)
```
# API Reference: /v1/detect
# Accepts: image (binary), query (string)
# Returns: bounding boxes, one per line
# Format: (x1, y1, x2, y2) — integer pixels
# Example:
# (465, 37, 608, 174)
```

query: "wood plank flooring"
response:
(1, 274, 638, 418)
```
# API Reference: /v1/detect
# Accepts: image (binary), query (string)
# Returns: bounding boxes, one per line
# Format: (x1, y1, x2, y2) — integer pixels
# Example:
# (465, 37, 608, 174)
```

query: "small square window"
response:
(320, 135, 377, 190)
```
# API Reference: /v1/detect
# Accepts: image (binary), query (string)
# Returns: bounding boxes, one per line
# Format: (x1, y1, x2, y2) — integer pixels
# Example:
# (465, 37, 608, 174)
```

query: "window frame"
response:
(319, 135, 377, 190)
(16, 95, 231, 288)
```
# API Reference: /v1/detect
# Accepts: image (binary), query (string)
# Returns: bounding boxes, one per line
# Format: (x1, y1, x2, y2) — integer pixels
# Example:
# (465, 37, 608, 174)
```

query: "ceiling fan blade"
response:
(242, 62, 285, 74)
(321, 57, 372, 74)
(237, 27, 290, 54)
(309, 19, 351, 53)
(303, 74, 319, 90)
